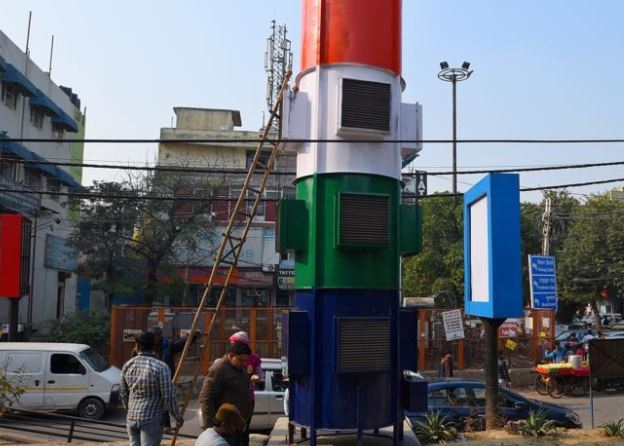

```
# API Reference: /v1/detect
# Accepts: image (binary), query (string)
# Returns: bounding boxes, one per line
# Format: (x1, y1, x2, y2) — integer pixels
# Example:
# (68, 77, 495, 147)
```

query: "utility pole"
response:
(541, 197, 552, 256)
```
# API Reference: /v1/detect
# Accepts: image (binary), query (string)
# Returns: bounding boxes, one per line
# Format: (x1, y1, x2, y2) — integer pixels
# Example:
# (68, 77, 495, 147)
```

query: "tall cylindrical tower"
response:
(279, 0, 423, 441)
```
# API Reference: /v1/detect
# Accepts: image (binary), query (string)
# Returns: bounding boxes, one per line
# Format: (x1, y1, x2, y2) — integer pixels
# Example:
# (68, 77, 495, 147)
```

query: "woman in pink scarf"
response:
(229, 331, 262, 395)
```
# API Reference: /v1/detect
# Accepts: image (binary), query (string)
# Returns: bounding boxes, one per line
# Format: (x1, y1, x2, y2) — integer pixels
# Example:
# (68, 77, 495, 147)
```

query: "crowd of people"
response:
(544, 325, 603, 364)
(120, 327, 262, 446)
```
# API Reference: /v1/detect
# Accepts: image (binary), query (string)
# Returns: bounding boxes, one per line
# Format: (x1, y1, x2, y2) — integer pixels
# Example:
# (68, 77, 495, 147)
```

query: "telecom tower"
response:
(265, 20, 293, 130)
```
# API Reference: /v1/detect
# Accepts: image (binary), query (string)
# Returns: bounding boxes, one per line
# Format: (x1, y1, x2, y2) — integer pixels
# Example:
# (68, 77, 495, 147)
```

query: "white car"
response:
(198, 358, 286, 430)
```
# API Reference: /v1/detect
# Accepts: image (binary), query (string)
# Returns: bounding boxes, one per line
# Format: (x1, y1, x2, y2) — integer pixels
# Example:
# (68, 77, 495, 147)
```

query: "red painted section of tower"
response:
(301, 0, 402, 75)
(0, 214, 24, 298)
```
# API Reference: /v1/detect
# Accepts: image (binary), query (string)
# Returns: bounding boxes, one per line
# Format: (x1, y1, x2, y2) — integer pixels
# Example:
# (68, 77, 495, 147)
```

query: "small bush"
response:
(0, 368, 24, 417)
(413, 412, 458, 444)
(601, 419, 624, 438)
(47, 311, 109, 356)
(517, 410, 557, 438)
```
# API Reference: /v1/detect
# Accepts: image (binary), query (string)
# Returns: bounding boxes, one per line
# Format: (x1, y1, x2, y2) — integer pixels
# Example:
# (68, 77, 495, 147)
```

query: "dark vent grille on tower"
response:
(341, 78, 391, 132)
(337, 318, 390, 373)
(339, 194, 389, 246)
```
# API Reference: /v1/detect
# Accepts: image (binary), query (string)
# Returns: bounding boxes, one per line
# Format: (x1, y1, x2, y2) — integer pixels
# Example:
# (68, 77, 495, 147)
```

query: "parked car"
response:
(405, 379, 582, 430)
(0, 343, 120, 419)
(604, 331, 624, 339)
(197, 358, 286, 430)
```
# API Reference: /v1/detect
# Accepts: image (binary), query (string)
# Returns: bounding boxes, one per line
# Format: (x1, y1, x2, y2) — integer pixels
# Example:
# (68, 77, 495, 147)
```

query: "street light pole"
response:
(438, 61, 473, 204)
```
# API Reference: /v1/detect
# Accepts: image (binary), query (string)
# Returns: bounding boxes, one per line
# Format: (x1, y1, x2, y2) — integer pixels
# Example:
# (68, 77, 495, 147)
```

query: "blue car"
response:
(405, 379, 582, 430)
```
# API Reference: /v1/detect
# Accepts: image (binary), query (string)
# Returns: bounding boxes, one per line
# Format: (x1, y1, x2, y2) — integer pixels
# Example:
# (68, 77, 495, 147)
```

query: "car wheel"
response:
(78, 397, 106, 420)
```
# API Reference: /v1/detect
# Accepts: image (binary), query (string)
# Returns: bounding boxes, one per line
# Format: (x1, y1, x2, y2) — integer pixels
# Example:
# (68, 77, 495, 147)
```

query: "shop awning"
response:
(0, 134, 81, 188)
(0, 63, 37, 97)
(51, 109, 79, 133)
(0, 55, 7, 73)
(30, 89, 61, 117)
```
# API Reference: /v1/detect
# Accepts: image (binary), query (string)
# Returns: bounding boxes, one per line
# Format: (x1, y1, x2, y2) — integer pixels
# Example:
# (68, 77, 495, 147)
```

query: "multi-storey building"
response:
(157, 107, 296, 307)
(0, 30, 84, 332)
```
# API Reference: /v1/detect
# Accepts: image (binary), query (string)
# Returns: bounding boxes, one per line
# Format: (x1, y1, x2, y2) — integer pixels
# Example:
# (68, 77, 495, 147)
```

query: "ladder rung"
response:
(248, 187, 262, 196)
(237, 210, 253, 219)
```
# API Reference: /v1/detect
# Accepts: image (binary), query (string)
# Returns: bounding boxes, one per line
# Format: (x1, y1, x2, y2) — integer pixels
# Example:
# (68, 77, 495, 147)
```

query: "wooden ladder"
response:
(170, 70, 292, 445)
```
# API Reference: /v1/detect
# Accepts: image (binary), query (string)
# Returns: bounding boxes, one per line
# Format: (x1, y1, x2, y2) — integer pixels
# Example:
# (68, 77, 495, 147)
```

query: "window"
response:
(50, 354, 86, 375)
(246, 150, 272, 170)
(1, 83, 19, 110)
(0, 156, 18, 182)
(52, 123, 64, 140)
(30, 106, 44, 129)
(47, 178, 61, 201)
(428, 389, 451, 408)
(472, 387, 486, 408)
(25, 168, 41, 189)
(80, 347, 110, 372)
(446, 387, 475, 407)
(240, 288, 271, 307)
(271, 371, 287, 392)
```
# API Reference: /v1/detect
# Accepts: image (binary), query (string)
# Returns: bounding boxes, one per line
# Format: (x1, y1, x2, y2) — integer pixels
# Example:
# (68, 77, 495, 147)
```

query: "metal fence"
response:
(417, 308, 556, 371)
(109, 306, 288, 373)
(110, 306, 555, 372)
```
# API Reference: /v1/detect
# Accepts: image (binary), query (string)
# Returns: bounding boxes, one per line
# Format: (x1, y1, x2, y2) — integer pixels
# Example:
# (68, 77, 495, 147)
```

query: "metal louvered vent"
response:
(341, 78, 391, 132)
(338, 318, 390, 374)
(339, 194, 389, 247)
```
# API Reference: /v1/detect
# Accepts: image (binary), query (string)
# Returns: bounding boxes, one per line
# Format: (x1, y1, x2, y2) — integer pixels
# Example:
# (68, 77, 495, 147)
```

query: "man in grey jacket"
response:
(200, 341, 252, 446)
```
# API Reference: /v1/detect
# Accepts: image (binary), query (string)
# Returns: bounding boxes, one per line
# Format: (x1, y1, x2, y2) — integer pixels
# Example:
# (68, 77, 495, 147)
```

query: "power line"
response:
(421, 160, 624, 177)
(3, 176, 624, 202)
(8, 155, 624, 179)
(4, 137, 624, 144)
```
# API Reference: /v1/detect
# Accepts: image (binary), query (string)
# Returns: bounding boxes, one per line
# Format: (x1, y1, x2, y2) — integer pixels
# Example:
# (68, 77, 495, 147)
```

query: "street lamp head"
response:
(440, 61, 449, 70)
(461, 61, 471, 70)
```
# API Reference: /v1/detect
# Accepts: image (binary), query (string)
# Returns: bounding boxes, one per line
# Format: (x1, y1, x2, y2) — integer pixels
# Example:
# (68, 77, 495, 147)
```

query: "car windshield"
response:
(555, 330, 576, 341)
(80, 347, 111, 372)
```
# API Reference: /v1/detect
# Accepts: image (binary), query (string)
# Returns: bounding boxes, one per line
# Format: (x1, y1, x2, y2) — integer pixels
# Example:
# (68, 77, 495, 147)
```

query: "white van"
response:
(0, 343, 121, 419)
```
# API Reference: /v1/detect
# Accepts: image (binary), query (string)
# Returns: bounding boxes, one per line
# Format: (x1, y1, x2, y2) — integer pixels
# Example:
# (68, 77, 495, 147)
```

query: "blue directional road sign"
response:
(529, 255, 557, 310)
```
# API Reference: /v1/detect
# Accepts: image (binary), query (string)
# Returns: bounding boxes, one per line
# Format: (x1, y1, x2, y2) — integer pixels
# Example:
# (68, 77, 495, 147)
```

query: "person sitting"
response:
(195, 403, 246, 446)
(581, 329, 595, 344)
(544, 341, 566, 363)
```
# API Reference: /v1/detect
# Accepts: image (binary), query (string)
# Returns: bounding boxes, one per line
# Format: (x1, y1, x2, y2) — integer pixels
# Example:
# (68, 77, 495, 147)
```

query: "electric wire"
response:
(6, 156, 624, 178)
(2, 176, 624, 201)
(4, 137, 624, 144)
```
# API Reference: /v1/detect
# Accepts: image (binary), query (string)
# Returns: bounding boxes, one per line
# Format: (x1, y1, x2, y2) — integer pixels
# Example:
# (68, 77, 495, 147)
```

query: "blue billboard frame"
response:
(464, 173, 523, 319)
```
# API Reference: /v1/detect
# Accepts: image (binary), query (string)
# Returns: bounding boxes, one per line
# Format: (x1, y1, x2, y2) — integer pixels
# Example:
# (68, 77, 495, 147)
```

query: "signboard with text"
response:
(529, 255, 558, 310)
(441, 309, 465, 341)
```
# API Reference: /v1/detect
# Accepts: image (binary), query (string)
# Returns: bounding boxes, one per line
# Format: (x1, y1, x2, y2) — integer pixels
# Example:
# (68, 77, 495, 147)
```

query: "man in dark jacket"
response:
(200, 341, 252, 446)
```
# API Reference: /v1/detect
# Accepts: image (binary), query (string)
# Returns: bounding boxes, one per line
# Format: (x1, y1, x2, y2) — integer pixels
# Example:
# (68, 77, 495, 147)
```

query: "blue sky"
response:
(1, 1, 623, 202)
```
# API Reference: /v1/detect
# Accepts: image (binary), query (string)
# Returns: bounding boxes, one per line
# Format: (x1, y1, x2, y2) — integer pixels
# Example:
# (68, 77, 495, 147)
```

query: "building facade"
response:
(0, 30, 84, 332)
(157, 107, 296, 307)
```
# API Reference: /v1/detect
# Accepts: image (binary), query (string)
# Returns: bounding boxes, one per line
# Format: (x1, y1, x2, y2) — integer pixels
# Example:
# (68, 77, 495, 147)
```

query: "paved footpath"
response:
(519, 388, 624, 428)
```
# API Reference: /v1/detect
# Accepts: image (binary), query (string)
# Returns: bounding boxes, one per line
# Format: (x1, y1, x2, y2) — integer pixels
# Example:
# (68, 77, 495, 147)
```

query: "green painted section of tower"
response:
(294, 173, 401, 290)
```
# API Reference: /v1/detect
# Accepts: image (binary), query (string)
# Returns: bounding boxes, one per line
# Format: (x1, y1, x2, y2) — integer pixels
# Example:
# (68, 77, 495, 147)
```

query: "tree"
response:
(558, 193, 624, 328)
(72, 171, 218, 306)
(402, 196, 464, 302)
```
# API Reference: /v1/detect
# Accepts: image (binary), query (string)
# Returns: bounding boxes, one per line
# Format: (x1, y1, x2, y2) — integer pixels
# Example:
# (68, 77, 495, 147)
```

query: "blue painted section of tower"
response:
(290, 289, 400, 429)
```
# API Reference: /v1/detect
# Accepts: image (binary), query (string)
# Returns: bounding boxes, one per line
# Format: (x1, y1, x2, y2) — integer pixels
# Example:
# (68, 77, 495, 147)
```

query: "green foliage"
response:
(413, 412, 458, 444)
(558, 195, 624, 308)
(601, 419, 624, 438)
(47, 311, 109, 355)
(71, 172, 218, 306)
(0, 370, 24, 417)
(517, 410, 557, 438)
(402, 196, 464, 301)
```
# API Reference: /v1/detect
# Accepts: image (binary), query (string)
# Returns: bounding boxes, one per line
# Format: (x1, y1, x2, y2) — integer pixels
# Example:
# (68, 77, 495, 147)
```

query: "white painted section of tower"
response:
(283, 64, 422, 181)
